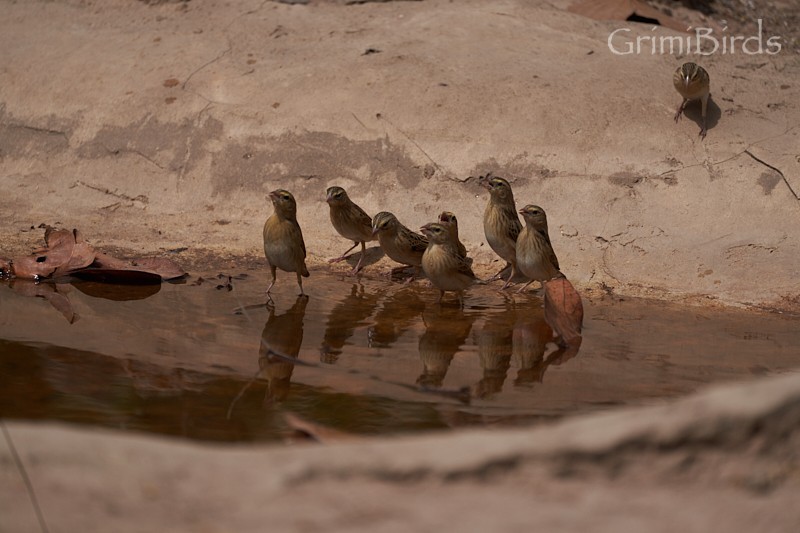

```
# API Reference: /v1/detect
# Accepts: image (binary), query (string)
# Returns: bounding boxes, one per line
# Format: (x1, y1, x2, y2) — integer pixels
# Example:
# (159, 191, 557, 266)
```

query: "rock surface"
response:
(1, 0, 798, 310)
(2, 2, 799, 531)
(2, 372, 799, 532)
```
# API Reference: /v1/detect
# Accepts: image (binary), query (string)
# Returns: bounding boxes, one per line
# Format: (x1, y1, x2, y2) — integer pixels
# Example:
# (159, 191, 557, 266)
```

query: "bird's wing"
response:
(457, 254, 476, 279)
(536, 228, 559, 270)
(505, 209, 522, 242)
(407, 230, 429, 253)
(294, 220, 307, 258)
(352, 202, 374, 228)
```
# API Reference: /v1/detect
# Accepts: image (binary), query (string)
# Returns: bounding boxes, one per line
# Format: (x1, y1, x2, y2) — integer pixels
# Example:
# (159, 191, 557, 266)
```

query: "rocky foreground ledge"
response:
(3, 372, 799, 532)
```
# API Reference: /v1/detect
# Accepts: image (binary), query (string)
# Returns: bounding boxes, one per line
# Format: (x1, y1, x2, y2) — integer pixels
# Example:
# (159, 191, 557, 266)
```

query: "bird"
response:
(371, 211, 428, 280)
(263, 189, 309, 296)
(673, 62, 710, 139)
(479, 173, 523, 289)
(325, 186, 376, 274)
(515, 204, 564, 293)
(420, 222, 476, 303)
(438, 211, 468, 259)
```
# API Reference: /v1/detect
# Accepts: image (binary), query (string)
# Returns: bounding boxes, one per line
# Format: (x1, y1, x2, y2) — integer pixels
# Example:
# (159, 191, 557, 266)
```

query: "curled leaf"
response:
(11, 228, 95, 279)
(544, 277, 584, 347)
(93, 252, 187, 281)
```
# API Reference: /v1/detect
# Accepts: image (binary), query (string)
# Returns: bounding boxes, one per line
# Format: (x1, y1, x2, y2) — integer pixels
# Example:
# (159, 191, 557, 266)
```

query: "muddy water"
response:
(1, 271, 798, 443)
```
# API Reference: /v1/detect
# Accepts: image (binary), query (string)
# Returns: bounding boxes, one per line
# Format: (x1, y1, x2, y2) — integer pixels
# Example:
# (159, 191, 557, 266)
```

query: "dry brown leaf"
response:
(93, 252, 187, 280)
(12, 228, 96, 279)
(4, 228, 185, 283)
(11, 253, 59, 279)
(544, 277, 584, 347)
(53, 230, 96, 277)
(130, 257, 187, 280)
(92, 251, 130, 270)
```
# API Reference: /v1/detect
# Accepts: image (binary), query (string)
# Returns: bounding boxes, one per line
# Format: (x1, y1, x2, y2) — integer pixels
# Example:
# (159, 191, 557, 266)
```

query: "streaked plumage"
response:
(673, 62, 710, 139)
(326, 186, 376, 274)
(438, 211, 468, 259)
(263, 189, 309, 295)
(479, 173, 523, 289)
(421, 222, 476, 303)
(371, 211, 428, 278)
(515, 204, 563, 293)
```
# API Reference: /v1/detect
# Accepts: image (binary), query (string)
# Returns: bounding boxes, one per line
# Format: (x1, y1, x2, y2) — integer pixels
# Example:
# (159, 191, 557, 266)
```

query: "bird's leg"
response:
(329, 241, 359, 263)
(349, 241, 367, 275)
(486, 262, 511, 282)
(295, 272, 305, 296)
(674, 98, 687, 122)
(500, 263, 517, 290)
(403, 265, 422, 284)
(516, 279, 536, 294)
(266, 266, 277, 294)
(699, 94, 709, 139)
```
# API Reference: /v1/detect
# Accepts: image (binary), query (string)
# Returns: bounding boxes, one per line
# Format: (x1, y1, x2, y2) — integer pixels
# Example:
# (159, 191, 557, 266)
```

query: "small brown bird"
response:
(371, 211, 428, 279)
(420, 222, 476, 303)
(263, 189, 309, 296)
(515, 204, 563, 293)
(438, 211, 468, 259)
(479, 173, 523, 289)
(326, 186, 376, 274)
(673, 62, 710, 138)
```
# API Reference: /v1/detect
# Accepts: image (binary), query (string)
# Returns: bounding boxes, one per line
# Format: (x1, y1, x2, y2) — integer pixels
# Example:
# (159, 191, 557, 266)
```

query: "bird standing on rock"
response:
(326, 186, 376, 274)
(673, 62, 710, 139)
(263, 189, 309, 296)
(479, 174, 523, 289)
(371, 211, 428, 280)
(515, 204, 563, 293)
(420, 222, 476, 303)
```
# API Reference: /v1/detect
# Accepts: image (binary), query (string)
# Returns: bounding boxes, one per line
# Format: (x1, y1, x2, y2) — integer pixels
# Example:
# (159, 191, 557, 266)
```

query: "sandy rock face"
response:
(0, 0, 798, 310)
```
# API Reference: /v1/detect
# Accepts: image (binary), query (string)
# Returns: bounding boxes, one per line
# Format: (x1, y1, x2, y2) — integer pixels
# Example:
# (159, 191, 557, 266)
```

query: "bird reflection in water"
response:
(513, 310, 555, 386)
(417, 304, 475, 388)
(319, 283, 384, 364)
(367, 286, 426, 348)
(473, 303, 515, 399)
(259, 294, 309, 403)
(471, 297, 583, 396)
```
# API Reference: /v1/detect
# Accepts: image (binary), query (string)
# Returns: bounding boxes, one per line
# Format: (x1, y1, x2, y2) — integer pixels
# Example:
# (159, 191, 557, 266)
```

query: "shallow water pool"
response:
(1, 270, 798, 442)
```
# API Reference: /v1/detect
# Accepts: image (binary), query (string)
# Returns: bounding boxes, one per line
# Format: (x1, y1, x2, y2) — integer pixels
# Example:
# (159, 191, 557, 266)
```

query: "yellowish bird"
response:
(420, 222, 476, 303)
(326, 186, 376, 274)
(371, 211, 428, 279)
(479, 173, 523, 289)
(515, 204, 563, 293)
(263, 189, 309, 296)
(673, 62, 710, 139)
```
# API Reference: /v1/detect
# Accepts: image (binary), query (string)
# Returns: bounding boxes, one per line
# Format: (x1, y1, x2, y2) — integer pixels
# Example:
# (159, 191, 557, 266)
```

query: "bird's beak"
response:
(371, 226, 380, 236)
(268, 191, 279, 200)
(683, 75, 691, 89)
